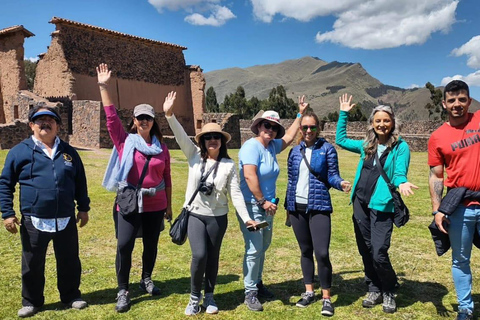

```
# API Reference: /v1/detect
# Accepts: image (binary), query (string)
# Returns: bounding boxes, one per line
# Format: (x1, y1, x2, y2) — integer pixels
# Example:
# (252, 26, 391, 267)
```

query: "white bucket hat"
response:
(250, 110, 285, 138)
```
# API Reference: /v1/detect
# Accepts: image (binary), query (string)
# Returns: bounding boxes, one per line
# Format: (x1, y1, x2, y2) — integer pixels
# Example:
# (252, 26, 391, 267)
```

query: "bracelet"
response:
(256, 197, 266, 207)
(432, 210, 439, 215)
(297, 112, 302, 118)
(98, 81, 108, 87)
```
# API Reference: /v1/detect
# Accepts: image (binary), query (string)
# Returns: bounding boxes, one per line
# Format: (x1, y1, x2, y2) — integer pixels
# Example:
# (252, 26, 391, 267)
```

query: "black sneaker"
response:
(296, 292, 315, 307)
(382, 292, 396, 313)
(321, 298, 335, 317)
(256, 281, 274, 299)
(140, 277, 160, 295)
(115, 289, 131, 313)
(244, 291, 263, 311)
(362, 291, 382, 308)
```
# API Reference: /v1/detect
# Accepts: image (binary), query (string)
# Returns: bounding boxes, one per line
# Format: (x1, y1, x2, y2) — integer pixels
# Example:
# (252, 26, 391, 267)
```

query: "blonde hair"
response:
(363, 105, 400, 158)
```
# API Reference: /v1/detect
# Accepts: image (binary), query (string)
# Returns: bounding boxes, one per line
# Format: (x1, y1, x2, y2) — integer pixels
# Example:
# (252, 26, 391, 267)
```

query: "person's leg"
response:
(370, 209, 397, 292)
(352, 198, 381, 292)
(290, 210, 315, 286)
(187, 213, 208, 297)
(310, 211, 332, 295)
(115, 212, 142, 291)
(449, 205, 476, 315)
(53, 217, 82, 304)
(204, 214, 228, 294)
(256, 212, 274, 285)
(141, 210, 165, 280)
(20, 216, 50, 308)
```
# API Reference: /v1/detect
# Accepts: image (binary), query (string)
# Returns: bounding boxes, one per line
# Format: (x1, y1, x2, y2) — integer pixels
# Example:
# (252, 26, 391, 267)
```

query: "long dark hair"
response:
(128, 119, 163, 142)
(199, 135, 231, 160)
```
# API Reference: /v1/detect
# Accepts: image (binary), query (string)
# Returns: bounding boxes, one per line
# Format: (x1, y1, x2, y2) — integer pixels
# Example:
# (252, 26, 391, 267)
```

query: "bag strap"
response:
(374, 152, 396, 192)
(185, 159, 220, 207)
(136, 155, 152, 189)
(300, 147, 328, 185)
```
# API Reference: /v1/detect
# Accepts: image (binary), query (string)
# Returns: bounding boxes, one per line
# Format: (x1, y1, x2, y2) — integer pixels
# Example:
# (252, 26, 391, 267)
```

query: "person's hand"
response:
(245, 219, 257, 229)
(76, 211, 89, 228)
(298, 95, 308, 115)
(163, 91, 177, 117)
(341, 180, 352, 193)
(96, 63, 111, 85)
(399, 182, 419, 196)
(339, 93, 355, 112)
(262, 200, 277, 216)
(3, 216, 20, 234)
(435, 212, 449, 234)
(165, 206, 173, 222)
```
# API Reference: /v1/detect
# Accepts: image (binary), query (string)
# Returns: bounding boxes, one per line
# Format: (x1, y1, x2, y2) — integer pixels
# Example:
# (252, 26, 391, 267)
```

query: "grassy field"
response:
(1, 148, 479, 320)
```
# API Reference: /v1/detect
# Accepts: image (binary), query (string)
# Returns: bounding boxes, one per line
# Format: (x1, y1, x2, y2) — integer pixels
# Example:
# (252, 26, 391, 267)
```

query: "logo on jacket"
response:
(63, 153, 73, 162)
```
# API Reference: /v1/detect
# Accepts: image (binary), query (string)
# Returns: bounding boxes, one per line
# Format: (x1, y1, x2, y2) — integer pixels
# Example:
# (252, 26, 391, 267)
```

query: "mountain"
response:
(205, 56, 480, 120)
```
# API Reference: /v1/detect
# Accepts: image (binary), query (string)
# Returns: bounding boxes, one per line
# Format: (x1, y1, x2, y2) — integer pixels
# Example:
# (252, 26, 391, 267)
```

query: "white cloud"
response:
(249, 0, 458, 49)
(451, 35, 480, 69)
(441, 71, 480, 87)
(185, 5, 236, 26)
(25, 57, 39, 62)
(408, 84, 420, 89)
(148, 0, 220, 12)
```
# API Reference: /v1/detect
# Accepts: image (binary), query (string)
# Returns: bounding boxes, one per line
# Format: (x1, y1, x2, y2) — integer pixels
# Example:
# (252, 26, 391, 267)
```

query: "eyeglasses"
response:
(136, 115, 154, 122)
(262, 122, 279, 132)
(203, 133, 222, 140)
(301, 125, 317, 132)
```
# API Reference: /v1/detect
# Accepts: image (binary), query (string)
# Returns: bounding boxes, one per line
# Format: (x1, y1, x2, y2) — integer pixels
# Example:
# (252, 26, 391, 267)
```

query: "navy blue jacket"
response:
(285, 138, 344, 213)
(0, 137, 90, 219)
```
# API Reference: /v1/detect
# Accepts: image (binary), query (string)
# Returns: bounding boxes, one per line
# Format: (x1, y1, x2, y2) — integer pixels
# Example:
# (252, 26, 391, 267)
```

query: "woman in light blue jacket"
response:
(335, 94, 417, 314)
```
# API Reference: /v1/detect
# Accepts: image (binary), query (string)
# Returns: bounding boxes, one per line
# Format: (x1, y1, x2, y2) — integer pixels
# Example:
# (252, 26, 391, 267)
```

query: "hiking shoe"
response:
(362, 291, 383, 308)
(382, 292, 396, 313)
(115, 289, 131, 313)
(140, 277, 160, 295)
(296, 292, 315, 307)
(256, 281, 274, 299)
(455, 310, 474, 320)
(18, 306, 39, 318)
(321, 298, 335, 317)
(69, 298, 88, 309)
(185, 294, 202, 316)
(244, 291, 263, 311)
(202, 292, 219, 314)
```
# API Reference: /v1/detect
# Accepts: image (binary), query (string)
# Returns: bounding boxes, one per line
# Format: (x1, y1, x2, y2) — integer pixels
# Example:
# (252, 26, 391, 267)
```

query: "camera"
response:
(199, 181, 214, 195)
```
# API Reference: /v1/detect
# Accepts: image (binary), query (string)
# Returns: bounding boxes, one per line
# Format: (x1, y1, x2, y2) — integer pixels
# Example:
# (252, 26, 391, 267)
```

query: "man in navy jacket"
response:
(0, 103, 90, 318)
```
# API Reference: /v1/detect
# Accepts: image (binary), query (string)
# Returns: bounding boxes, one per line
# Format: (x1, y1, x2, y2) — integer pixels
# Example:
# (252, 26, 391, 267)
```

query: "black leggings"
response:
(116, 209, 165, 291)
(290, 209, 332, 289)
(188, 213, 228, 297)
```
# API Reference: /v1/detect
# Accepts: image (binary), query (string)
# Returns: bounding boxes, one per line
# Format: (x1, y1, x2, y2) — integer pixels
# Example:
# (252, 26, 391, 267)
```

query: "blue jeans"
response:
(238, 203, 274, 292)
(448, 204, 480, 314)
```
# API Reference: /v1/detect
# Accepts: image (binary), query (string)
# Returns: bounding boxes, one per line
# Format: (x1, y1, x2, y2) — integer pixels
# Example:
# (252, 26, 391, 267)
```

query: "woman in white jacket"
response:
(163, 91, 256, 316)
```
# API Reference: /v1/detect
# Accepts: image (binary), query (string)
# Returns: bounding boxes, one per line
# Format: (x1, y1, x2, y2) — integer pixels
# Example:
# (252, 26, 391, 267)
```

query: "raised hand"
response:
(339, 93, 355, 112)
(298, 95, 309, 114)
(96, 63, 111, 85)
(163, 91, 177, 117)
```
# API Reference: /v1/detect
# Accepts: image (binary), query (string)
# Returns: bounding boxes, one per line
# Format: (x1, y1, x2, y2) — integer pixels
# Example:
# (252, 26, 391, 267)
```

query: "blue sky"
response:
(1, 0, 479, 98)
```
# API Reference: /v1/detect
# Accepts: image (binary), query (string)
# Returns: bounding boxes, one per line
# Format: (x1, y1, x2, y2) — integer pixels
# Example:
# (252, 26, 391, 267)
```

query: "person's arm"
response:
(429, 164, 448, 233)
(394, 142, 418, 196)
(97, 63, 114, 106)
(0, 150, 19, 232)
(73, 149, 90, 227)
(227, 164, 256, 227)
(243, 164, 277, 215)
(163, 144, 172, 221)
(335, 94, 364, 153)
(325, 145, 351, 192)
(281, 95, 308, 151)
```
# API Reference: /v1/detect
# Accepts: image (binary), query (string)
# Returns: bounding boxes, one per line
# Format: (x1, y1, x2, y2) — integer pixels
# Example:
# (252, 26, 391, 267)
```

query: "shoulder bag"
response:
(374, 152, 410, 228)
(300, 146, 330, 187)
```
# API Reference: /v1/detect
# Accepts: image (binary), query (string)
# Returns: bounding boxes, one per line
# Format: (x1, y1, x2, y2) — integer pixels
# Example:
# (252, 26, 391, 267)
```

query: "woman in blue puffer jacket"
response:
(285, 107, 351, 316)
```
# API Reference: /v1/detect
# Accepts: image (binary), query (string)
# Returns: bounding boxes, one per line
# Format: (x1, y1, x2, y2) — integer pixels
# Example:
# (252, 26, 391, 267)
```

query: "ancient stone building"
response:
(0, 25, 34, 124)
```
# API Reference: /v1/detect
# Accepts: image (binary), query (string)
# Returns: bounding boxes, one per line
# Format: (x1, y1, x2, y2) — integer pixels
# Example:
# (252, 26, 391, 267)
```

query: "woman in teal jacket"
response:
(335, 94, 417, 314)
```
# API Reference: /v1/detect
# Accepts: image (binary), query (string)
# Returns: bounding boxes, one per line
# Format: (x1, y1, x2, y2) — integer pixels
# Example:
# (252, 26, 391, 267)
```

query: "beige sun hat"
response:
(250, 110, 285, 138)
(195, 122, 231, 143)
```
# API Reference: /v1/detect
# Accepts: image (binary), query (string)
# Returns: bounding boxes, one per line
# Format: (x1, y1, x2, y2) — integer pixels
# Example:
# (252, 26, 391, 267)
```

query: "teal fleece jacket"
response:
(335, 110, 410, 213)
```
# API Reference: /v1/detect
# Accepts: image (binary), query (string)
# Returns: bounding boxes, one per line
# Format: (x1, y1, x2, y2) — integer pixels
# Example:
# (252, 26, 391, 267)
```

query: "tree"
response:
(220, 86, 248, 117)
(348, 104, 367, 121)
(263, 85, 297, 119)
(205, 86, 219, 112)
(425, 82, 445, 120)
(24, 59, 37, 91)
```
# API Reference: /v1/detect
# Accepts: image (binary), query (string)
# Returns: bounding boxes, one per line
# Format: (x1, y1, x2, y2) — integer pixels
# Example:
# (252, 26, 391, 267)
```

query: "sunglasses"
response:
(203, 133, 222, 140)
(136, 115, 154, 122)
(262, 122, 279, 132)
(301, 125, 317, 132)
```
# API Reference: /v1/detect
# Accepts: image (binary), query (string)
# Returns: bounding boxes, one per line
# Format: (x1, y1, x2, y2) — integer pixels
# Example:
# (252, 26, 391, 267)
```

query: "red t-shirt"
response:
(428, 110, 480, 206)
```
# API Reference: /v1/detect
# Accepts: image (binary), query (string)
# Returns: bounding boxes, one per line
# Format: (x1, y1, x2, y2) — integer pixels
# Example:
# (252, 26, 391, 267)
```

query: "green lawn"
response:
(0, 148, 478, 320)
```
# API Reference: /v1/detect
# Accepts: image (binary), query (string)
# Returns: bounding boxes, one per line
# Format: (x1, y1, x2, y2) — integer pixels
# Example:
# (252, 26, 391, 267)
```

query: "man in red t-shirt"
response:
(428, 80, 480, 320)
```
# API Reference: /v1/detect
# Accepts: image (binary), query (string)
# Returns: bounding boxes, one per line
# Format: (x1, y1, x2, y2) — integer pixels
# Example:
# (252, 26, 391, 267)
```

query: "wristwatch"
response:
(256, 197, 266, 208)
(432, 210, 439, 215)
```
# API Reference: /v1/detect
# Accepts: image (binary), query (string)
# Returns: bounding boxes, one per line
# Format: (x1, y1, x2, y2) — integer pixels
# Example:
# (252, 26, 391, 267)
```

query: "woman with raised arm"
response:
(335, 94, 418, 314)
(163, 91, 256, 316)
(97, 63, 172, 313)
(285, 107, 351, 316)
(238, 97, 307, 312)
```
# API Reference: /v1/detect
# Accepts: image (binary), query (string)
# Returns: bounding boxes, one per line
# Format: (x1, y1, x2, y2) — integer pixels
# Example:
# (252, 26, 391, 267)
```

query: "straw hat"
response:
(195, 122, 231, 143)
(250, 110, 285, 138)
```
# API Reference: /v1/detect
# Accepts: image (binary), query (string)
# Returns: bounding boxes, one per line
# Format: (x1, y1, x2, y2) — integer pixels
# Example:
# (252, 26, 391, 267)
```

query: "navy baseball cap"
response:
(30, 110, 60, 123)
